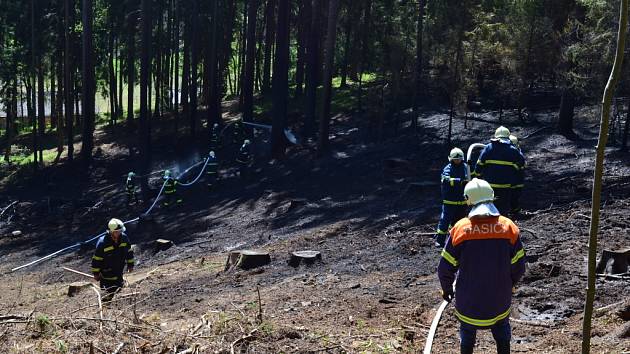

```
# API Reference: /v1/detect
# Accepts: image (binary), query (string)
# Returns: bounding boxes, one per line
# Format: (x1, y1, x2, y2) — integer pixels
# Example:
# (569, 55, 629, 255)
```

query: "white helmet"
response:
(128, 172, 135, 178)
(464, 178, 494, 206)
(448, 148, 464, 162)
(213, 123, 219, 129)
(108, 218, 126, 232)
(509, 134, 519, 147)
(164, 170, 171, 178)
(209, 151, 216, 158)
(495, 126, 510, 139)
(244, 139, 251, 146)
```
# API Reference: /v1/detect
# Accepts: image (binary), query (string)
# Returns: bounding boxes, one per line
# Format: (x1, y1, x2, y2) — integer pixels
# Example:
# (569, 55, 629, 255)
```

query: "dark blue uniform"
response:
(163, 177, 182, 206)
(473, 140, 525, 215)
(435, 162, 469, 246)
(125, 176, 139, 205)
(91, 233, 135, 293)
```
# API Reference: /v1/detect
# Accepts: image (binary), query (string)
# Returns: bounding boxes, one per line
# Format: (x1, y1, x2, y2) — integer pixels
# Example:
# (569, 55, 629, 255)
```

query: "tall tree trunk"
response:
(238, 2, 248, 104)
(447, 29, 464, 144)
(242, 0, 259, 122)
(140, 0, 152, 185)
(109, 26, 116, 125)
(271, 0, 289, 158)
(182, 9, 191, 131)
(262, 0, 276, 93)
(174, 0, 180, 127)
(412, 0, 426, 131)
(339, 3, 352, 88)
(56, 52, 65, 161)
(81, 0, 96, 164)
(190, 0, 199, 135)
(558, 88, 576, 137)
(582, 1, 627, 353)
(155, 0, 164, 118)
(118, 40, 124, 121)
(127, 12, 136, 126)
(51, 60, 57, 130)
(207, 0, 222, 128)
(37, 59, 45, 163)
(317, 0, 340, 154)
(31, 0, 39, 168)
(294, 0, 309, 98)
(65, 0, 74, 162)
(356, 0, 372, 114)
(304, 0, 321, 137)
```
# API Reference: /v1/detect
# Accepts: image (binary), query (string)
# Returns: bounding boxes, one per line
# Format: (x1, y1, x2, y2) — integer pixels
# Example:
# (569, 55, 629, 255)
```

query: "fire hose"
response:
(10, 158, 209, 272)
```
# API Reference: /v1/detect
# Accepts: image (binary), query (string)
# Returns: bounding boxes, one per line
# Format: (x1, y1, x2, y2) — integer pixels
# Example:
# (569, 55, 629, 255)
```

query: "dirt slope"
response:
(0, 107, 629, 353)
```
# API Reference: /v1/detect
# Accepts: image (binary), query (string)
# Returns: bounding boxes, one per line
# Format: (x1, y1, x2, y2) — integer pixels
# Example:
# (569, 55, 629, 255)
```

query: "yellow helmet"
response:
(464, 178, 494, 206)
(448, 148, 465, 162)
(495, 126, 510, 139)
(108, 218, 126, 232)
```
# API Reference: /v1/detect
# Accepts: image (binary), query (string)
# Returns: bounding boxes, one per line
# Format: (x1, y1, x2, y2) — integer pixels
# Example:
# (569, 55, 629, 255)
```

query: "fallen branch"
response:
(63, 267, 94, 279)
(256, 287, 263, 324)
(0, 201, 18, 218)
(90, 286, 104, 331)
(112, 342, 125, 354)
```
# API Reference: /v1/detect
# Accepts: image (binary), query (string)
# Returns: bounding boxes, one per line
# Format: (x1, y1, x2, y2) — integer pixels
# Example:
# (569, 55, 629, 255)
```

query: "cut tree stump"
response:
(595, 249, 630, 275)
(225, 250, 271, 271)
(11, 231, 22, 237)
(155, 239, 174, 252)
(68, 281, 94, 297)
(288, 251, 322, 267)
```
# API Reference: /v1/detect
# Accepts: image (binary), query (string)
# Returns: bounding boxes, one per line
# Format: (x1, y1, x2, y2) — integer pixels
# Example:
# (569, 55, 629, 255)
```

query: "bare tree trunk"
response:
(242, 0, 259, 122)
(262, 0, 276, 93)
(271, 0, 289, 158)
(582, 2, 627, 352)
(64, 0, 74, 162)
(304, 0, 321, 137)
(294, 0, 309, 98)
(412, 0, 426, 132)
(558, 88, 576, 137)
(127, 12, 136, 126)
(140, 0, 152, 185)
(81, 0, 96, 164)
(317, 0, 341, 154)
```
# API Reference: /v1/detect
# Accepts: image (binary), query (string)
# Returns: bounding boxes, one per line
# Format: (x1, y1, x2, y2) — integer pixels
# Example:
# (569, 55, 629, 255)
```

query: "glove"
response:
(441, 289, 454, 303)
(93, 273, 101, 282)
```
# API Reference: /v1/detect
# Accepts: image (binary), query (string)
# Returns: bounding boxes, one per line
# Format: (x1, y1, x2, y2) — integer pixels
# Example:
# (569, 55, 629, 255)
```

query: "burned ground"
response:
(0, 107, 629, 353)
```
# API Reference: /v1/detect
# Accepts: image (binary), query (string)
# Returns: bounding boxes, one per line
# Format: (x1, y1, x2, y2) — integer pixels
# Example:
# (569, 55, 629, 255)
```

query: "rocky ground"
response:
(0, 105, 628, 353)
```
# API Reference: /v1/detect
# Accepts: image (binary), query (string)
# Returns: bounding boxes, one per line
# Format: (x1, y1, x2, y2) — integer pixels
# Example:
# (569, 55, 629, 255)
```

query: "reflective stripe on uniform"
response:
(443, 200, 467, 206)
(91, 268, 101, 273)
(511, 184, 524, 189)
(455, 308, 511, 327)
(441, 250, 459, 267)
(102, 276, 119, 281)
(436, 229, 449, 235)
(511, 249, 525, 264)
(127, 259, 135, 264)
(120, 243, 128, 247)
(103, 246, 115, 252)
(489, 183, 512, 189)
(484, 159, 521, 170)
(92, 256, 103, 261)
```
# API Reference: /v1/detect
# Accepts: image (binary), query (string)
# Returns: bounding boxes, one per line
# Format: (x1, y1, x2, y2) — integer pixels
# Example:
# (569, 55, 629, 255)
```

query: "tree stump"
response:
(225, 250, 271, 271)
(155, 239, 174, 252)
(68, 281, 93, 297)
(596, 249, 630, 275)
(11, 230, 22, 237)
(288, 250, 322, 268)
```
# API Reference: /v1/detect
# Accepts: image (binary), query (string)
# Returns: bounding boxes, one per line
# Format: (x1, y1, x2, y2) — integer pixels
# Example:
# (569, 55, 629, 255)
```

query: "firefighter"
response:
(233, 121, 244, 144)
(91, 218, 135, 299)
(210, 123, 222, 150)
(438, 178, 526, 354)
(434, 148, 469, 248)
(125, 172, 139, 205)
(236, 139, 253, 178)
(162, 170, 182, 207)
(473, 126, 525, 215)
(509, 134, 525, 215)
(206, 150, 219, 189)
